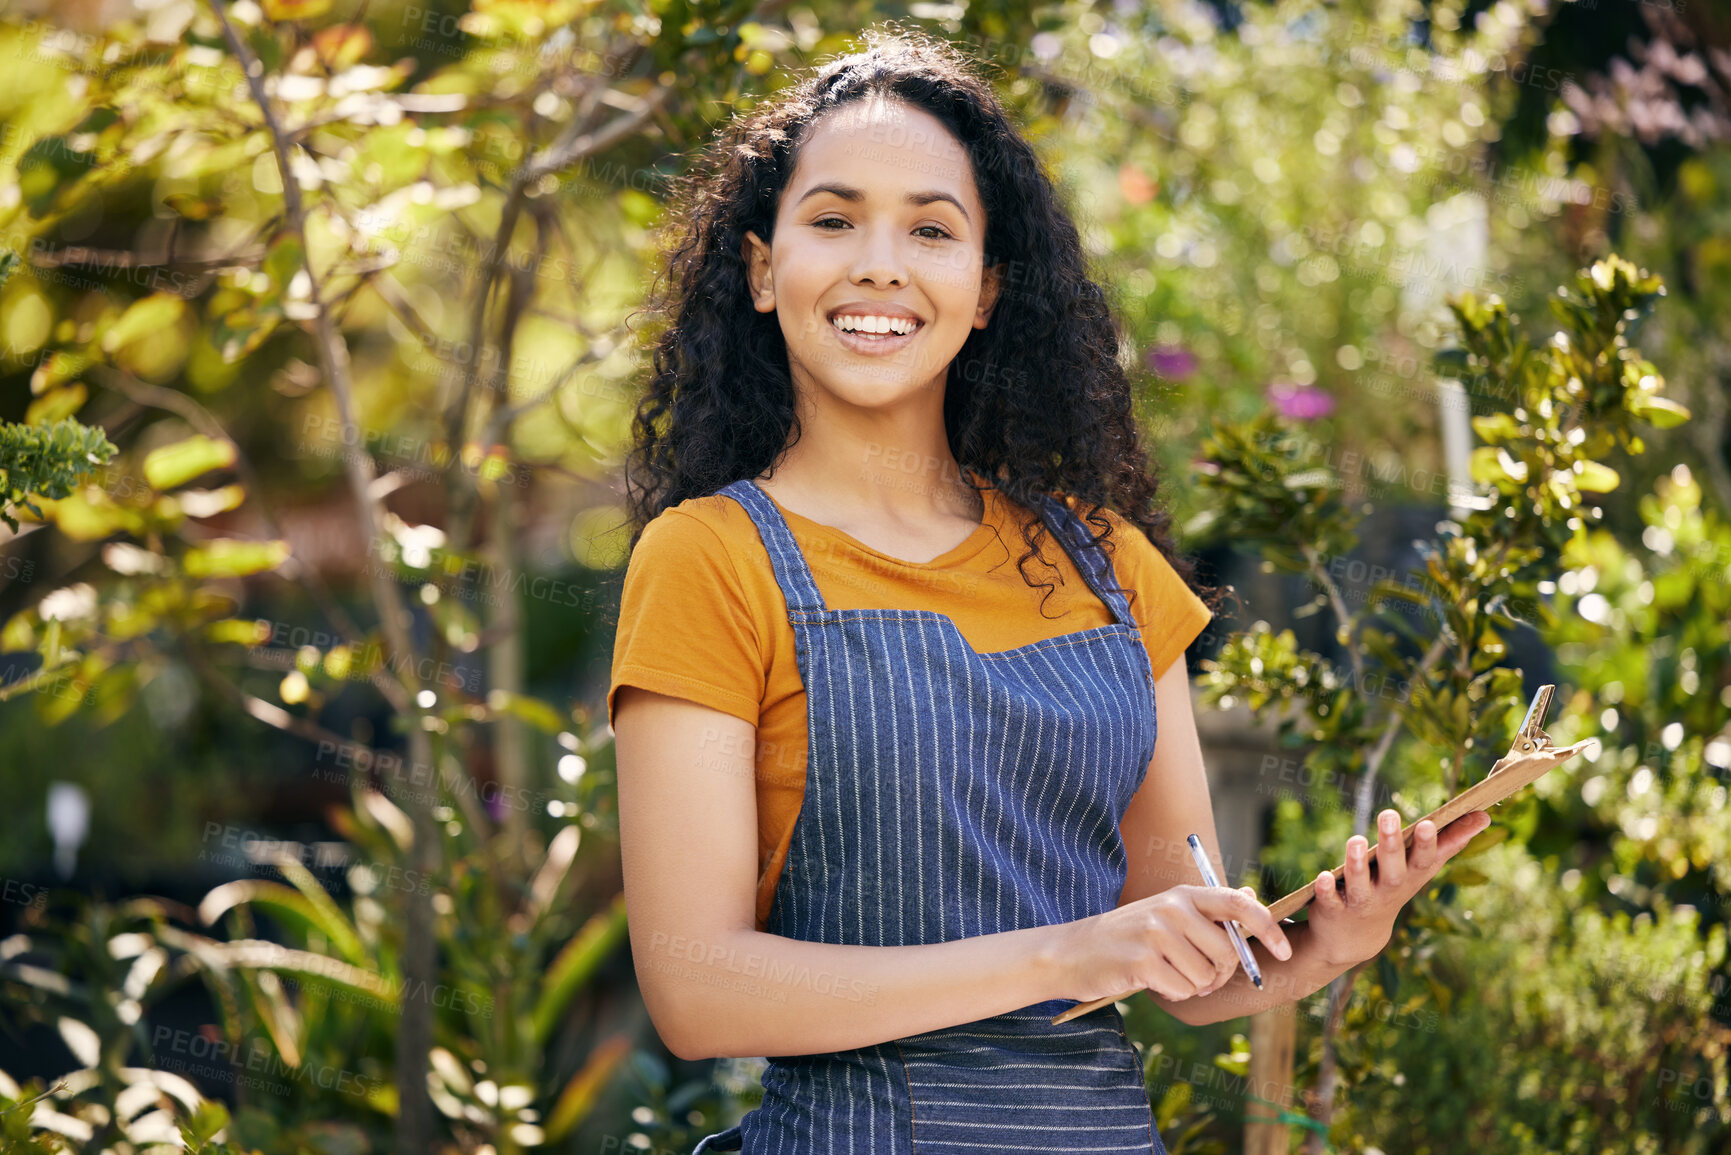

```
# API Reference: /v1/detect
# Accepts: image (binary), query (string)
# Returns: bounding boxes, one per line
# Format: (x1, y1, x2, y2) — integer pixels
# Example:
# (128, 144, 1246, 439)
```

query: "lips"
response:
(829, 315, 924, 355)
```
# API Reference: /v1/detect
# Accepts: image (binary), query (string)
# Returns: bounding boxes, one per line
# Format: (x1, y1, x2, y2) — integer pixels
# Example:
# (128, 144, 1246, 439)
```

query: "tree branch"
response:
(207, 3, 440, 1146)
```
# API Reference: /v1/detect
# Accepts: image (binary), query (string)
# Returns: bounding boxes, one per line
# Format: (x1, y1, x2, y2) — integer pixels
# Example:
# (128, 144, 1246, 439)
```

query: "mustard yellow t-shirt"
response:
(608, 479, 1213, 933)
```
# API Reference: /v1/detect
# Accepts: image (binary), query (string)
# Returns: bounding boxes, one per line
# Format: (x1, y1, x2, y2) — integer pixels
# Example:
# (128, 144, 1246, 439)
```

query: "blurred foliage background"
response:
(0, 0, 1726, 1152)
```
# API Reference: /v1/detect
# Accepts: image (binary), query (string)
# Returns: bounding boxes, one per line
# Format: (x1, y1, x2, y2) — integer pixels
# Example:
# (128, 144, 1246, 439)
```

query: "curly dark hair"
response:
(623, 23, 1221, 619)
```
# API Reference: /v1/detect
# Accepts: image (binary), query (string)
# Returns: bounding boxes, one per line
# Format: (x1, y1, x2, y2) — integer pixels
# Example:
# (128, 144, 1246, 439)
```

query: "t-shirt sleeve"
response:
(608, 509, 766, 731)
(1103, 510, 1213, 682)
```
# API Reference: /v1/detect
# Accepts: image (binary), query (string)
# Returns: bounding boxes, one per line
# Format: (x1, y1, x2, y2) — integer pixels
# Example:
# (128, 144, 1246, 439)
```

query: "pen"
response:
(1185, 833, 1263, 990)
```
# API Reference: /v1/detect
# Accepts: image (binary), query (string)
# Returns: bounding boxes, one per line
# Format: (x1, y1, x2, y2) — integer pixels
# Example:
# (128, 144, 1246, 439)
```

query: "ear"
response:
(974, 261, 1006, 329)
(743, 229, 775, 313)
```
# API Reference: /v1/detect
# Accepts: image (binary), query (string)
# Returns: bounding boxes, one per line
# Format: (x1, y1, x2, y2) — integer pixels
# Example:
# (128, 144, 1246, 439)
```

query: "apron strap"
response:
(720, 476, 1139, 630)
(717, 478, 829, 615)
(1034, 494, 1140, 630)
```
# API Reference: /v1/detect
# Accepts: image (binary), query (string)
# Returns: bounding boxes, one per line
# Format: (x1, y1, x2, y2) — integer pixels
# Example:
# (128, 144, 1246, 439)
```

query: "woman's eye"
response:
(809, 218, 953, 240)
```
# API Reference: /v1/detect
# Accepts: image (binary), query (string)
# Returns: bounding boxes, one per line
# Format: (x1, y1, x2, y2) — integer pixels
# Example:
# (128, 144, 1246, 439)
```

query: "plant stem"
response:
(1302, 958, 1371, 1155)
(208, 4, 440, 1145)
(1309, 625, 1451, 1147)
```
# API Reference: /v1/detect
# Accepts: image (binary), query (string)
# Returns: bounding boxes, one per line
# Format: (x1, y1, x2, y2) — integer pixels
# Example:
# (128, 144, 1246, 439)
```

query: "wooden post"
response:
(1245, 1005, 1296, 1155)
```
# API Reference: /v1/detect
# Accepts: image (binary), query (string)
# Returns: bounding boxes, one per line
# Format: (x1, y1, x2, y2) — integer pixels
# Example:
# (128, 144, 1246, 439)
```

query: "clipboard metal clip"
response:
(1488, 683, 1557, 785)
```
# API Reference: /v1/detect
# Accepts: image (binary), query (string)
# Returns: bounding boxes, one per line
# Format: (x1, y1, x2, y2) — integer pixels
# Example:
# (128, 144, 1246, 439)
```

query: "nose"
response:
(849, 221, 909, 288)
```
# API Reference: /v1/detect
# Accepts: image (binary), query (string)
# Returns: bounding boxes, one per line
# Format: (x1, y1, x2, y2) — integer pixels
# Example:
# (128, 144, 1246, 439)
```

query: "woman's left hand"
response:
(1305, 807, 1493, 968)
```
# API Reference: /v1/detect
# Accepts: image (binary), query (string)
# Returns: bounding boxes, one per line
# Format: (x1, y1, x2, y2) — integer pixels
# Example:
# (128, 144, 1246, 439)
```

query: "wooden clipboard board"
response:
(1052, 685, 1594, 1025)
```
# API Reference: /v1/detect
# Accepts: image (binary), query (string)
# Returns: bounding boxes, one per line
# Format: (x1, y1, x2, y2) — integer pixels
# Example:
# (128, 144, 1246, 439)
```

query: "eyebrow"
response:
(794, 183, 972, 225)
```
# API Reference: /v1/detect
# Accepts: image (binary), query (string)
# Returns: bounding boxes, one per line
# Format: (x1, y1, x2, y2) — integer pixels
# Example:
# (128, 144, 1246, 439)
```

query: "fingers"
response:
(1176, 908, 1245, 994)
(1407, 818, 1440, 872)
(1342, 833, 1373, 906)
(1239, 885, 1293, 961)
(1374, 808, 1406, 889)
(1156, 927, 1222, 996)
(1313, 867, 1345, 916)
(1143, 957, 1206, 1003)
(1435, 810, 1493, 858)
(1409, 811, 1492, 876)
(1191, 886, 1293, 960)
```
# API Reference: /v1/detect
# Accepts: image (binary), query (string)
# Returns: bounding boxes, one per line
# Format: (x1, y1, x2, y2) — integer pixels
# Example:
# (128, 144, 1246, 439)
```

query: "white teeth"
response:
(832, 315, 918, 335)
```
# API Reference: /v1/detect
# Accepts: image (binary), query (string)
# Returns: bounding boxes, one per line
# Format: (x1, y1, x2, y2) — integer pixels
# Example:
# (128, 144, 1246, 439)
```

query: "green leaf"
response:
(1442, 865, 1490, 886)
(532, 893, 628, 1044)
(269, 856, 368, 964)
(1572, 461, 1620, 493)
(39, 488, 138, 540)
(182, 539, 290, 578)
(29, 349, 91, 396)
(492, 690, 567, 733)
(1452, 822, 1510, 859)
(143, 435, 237, 491)
(24, 384, 87, 426)
(1, 611, 34, 652)
(1469, 446, 1509, 486)
(262, 234, 305, 292)
(102, 293, 187, 356)
(544, 1035, 634, 1141)
(204, 618, 271, 646)
(198, 879, 330, 943)
(1470, 413, 1520, 442)
(1627, 393, 1690, 429)
(197, 938, 395, 1006)
(263, 0, 334, 21)
(0, 417, 119, 531)
(1370, 578, 1430, 607)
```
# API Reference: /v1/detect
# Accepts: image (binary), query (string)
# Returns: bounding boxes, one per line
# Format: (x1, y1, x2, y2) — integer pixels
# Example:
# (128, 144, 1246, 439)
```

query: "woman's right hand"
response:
(1058, 885, 1293, 1004)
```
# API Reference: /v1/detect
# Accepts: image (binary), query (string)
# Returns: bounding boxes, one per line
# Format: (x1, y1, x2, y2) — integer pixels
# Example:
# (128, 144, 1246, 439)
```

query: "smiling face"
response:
(744, 96, 1003, 414)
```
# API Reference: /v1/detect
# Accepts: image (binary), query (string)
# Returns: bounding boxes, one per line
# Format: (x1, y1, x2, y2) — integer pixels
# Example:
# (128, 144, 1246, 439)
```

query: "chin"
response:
(825, 380, 930, 409)
(833, 358, 956, 398)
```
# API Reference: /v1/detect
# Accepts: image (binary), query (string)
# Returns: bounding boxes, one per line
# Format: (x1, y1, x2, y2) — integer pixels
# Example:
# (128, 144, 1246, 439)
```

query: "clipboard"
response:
(1051, 684, 1594, 1025)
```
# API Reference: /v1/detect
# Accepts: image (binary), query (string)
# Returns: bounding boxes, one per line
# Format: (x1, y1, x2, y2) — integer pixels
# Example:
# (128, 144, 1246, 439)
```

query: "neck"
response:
(759, 388, 983, 523)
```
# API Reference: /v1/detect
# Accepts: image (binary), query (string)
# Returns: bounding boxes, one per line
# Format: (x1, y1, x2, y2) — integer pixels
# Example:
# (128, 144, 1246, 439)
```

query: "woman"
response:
(609, 28, 1489, 1154)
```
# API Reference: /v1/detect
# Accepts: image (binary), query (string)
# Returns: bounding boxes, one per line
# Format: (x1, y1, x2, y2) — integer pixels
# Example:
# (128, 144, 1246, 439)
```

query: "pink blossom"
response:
(1146, 345, 1197, 380)
(1265, 381, 1335, 420)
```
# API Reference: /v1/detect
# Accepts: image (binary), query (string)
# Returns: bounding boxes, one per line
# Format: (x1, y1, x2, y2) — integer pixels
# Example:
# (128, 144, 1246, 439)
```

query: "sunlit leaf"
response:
(142, 435, 237, 491)
(101, 293, 187, 356)
(531, 892, 628, 1045)
(1572, 461, 1620, 493)
(25, 384, 87, 426)
(543, 1033, 633, 1141)
(262, 0, 334, 20)
(1626, 393, 1690, 429)
(181, 538, 290, 577)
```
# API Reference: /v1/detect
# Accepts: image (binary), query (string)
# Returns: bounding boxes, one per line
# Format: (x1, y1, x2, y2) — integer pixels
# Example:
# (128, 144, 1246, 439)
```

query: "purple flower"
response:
(1146, 344, 1197, 380)
(1265, 381, 1335, 420)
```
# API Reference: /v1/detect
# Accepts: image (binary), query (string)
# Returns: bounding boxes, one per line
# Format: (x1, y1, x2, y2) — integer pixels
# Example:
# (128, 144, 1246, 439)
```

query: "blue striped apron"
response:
(691, 477, 1167, 1154)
